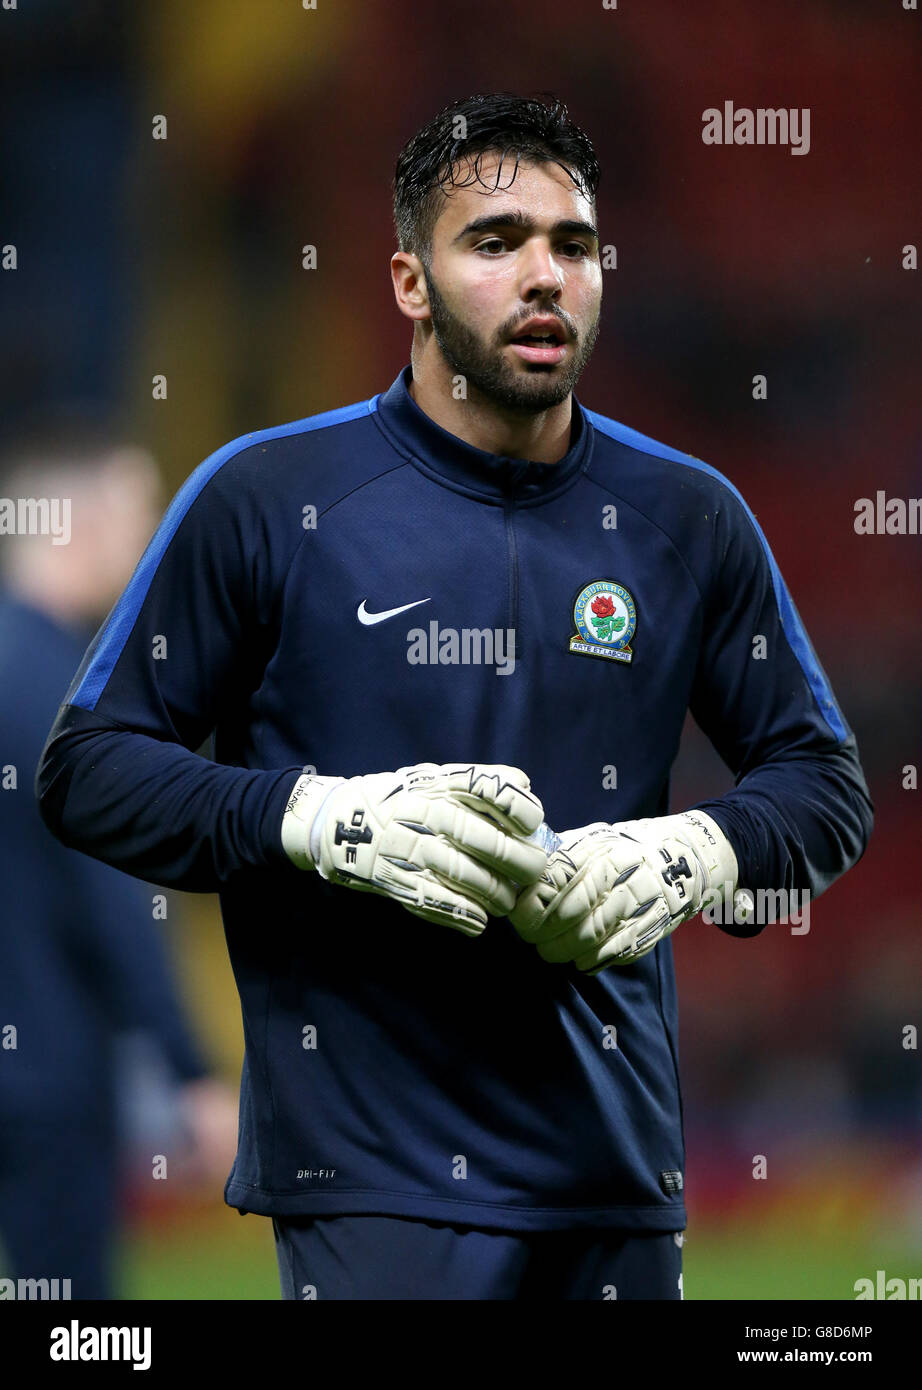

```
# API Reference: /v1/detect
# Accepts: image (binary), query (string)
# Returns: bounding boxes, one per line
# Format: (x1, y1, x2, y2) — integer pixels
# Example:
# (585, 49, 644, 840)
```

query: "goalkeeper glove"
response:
(281, 762, 548, 934)
(509, 810, 739, 974)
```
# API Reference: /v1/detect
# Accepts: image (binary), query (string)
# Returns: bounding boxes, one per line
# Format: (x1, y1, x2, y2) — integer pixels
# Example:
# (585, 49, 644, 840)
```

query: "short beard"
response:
(422, 263, 600, 415)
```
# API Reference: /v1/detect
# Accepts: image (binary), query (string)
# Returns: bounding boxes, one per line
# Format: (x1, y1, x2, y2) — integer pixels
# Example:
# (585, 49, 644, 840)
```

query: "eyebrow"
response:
(452, 211, 599, 245)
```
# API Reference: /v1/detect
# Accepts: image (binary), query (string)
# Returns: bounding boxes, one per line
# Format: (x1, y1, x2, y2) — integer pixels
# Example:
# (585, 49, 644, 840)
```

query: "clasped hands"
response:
(281, 761, 738, 975)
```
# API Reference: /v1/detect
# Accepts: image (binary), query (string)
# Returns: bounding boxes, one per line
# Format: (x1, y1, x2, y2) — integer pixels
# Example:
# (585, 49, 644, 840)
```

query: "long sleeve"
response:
(35, 440, 305, 891)
(687, 483, 874, 936)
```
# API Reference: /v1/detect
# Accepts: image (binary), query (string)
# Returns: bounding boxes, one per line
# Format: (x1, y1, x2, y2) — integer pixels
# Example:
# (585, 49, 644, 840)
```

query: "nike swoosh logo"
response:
(357, 597, 431, 626)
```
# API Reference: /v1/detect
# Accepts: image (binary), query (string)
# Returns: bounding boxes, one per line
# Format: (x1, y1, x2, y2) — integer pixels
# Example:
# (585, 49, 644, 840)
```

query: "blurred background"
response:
(0, 0, 919, 1299)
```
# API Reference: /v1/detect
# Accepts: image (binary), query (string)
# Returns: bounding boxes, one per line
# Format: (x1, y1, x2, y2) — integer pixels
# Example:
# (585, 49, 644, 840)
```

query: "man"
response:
(0, 425, 237, 1299)
(36, 94, 873, 1301)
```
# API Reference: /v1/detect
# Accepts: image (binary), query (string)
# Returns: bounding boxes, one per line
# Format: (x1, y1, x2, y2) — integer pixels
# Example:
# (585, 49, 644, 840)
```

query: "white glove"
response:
(281, 762, 548, 935)
(509, 811, 739, 974)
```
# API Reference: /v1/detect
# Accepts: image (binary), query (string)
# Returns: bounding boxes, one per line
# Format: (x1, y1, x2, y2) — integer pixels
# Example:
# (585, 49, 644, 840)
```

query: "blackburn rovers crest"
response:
(569, 580, 636, 663)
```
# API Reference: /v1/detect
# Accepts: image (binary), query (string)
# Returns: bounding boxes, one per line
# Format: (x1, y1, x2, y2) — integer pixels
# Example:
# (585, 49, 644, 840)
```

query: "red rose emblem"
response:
(591, 595, 615, 618)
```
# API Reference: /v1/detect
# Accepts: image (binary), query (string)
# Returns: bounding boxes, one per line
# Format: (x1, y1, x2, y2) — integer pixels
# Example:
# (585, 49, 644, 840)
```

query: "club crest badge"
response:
(569, 580, 636, 663)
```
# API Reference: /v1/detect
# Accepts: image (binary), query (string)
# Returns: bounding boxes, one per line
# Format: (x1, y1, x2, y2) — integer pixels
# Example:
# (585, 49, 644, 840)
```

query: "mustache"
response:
(503, 313, 576, 341)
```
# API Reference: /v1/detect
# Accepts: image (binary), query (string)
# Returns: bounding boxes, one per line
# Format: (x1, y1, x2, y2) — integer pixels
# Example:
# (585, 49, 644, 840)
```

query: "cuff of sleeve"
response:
(259, 769, 313, 868)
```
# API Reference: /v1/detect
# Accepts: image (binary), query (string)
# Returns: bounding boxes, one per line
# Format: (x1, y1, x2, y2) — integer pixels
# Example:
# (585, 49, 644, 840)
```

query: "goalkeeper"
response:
(36, 93, 872, 1301)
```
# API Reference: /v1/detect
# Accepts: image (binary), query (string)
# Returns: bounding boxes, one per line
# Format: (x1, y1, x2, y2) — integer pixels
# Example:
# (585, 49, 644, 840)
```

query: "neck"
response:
(408, 343, 573, 463)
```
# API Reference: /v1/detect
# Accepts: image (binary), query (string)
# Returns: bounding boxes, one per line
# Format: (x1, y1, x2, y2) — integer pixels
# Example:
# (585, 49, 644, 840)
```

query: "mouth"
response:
(508, 327, 569, 366)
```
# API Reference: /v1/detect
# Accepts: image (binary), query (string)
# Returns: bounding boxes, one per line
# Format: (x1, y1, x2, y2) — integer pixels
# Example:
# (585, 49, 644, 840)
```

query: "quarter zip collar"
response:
(372, 364, 593, 505)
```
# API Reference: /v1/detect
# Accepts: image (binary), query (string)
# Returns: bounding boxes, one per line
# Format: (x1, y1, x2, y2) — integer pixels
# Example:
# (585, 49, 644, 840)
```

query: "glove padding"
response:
(283, 762, 547, 934)
(509, 812, 737, 974)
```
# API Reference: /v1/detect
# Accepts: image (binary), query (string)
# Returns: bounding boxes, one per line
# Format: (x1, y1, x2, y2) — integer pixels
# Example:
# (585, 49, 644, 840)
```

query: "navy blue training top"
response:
(36, 365, 873, 1231)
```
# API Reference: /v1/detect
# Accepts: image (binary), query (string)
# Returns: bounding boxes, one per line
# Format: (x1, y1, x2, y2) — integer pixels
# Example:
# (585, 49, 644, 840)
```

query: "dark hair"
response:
(393, 92, 600, 270)
(0, 413, 136, 496)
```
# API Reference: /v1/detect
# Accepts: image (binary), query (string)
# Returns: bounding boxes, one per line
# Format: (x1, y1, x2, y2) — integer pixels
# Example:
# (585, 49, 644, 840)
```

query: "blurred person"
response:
(0, 424, 237, 1300)
(36, 96, 872, 1301)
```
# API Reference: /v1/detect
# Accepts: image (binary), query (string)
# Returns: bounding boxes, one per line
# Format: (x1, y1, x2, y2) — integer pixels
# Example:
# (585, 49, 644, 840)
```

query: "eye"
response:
(475, 238, 507, 255)
(560, 242, 590, 258)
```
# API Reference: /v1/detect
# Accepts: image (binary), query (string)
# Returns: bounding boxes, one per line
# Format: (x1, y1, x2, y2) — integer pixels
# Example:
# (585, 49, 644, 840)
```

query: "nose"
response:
(519, 239, 564, 300)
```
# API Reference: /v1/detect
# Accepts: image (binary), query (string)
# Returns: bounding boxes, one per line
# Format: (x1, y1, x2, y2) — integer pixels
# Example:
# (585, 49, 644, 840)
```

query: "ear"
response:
(390, 251, 431, 323)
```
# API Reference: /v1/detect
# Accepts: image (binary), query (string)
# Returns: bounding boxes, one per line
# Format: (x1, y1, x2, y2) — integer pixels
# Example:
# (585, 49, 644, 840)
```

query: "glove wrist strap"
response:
(661, 810, 739, 902)
(281, 774, 346, 870)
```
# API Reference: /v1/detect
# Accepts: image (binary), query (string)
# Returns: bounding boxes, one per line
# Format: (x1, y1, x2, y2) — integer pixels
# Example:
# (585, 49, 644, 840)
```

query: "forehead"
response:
(433, 152, 595, 242)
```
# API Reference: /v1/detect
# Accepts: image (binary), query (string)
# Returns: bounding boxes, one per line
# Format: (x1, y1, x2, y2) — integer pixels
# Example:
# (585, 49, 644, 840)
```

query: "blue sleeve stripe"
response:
(72, 397, 378, 711)
(585, 410, 848, 743)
